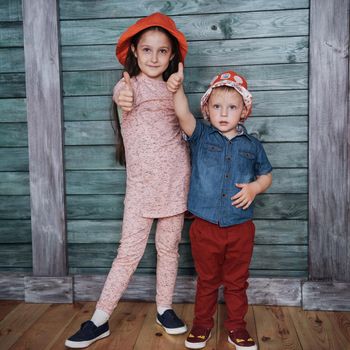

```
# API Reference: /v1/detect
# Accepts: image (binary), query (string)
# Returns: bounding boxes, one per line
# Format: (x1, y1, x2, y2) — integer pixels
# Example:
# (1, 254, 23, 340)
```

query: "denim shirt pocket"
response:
(238, 150, 256, 175)
(202, 143, 223, 167)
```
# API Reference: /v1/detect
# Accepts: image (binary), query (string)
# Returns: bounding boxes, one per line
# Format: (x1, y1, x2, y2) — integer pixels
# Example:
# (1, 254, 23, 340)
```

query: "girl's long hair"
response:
(111, 26, 182, 166)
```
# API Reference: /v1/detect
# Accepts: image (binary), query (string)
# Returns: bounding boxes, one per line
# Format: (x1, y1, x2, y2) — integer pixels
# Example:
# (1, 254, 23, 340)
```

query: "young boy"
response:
(167, 64, 272, 350)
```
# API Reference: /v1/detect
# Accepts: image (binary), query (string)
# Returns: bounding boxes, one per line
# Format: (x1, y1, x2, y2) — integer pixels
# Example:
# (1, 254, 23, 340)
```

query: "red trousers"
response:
(190, 217, 255, 330)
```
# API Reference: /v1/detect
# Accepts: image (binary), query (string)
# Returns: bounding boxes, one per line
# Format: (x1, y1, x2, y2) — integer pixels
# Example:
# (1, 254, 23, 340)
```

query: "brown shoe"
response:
(228, 328, 257, 350)
(185, 325, 211, 349)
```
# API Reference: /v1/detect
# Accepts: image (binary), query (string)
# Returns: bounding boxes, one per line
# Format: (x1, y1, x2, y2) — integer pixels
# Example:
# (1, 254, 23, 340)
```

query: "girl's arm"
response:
(231, 172, 273, 210)
(167, 63, 196, 137)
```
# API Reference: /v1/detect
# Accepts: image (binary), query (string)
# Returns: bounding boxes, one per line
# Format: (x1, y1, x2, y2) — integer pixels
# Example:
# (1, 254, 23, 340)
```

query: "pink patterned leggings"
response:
(96, 205, 184, 316)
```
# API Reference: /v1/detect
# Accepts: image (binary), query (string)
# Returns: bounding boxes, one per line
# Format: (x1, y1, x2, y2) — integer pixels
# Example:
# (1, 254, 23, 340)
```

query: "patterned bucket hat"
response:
(200, 70, 252, 120)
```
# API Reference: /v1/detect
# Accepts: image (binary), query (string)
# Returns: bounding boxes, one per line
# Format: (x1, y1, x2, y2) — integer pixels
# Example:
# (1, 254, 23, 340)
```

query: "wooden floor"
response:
(0, 301, 350, 350)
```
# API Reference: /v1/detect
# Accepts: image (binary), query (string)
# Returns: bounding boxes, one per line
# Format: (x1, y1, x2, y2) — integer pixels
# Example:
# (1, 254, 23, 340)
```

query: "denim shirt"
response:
(187, 120, 273, 227)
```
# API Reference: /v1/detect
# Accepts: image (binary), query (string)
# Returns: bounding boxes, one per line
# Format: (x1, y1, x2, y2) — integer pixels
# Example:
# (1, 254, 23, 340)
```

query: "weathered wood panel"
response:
(67, 219, 307, 245)
(0, 48, 24, 72)
(73, 275, 303, 306)
(302, 282, 350, 311)
(0, 195, 30, 219)
(64, 143, 307, 170)
(60, 10, 309, 45)
(0, 172, 29, 194)
(0, 98, 26, 122)
(65, 169, 306, 195)
(0, 244, 32, 267)
(24, 277, 73, 303)
(0, 0, 22, 21)
(309, 0, 350, 281)
(68, 244, 307, 271)
(0, 220, 31, 243)
(59, 0, 309, 19)
(63, 117, 307, 146)
(0, 21, 23, 47)
(0, 122, 27, 146)
(61, 37, 308, 71)
(0, 147, 28, 170)
(66, 194, 307, 220)
(0, 273, 25, 300)
(0, 73, 25, 96)
(23, 0, 67, 276)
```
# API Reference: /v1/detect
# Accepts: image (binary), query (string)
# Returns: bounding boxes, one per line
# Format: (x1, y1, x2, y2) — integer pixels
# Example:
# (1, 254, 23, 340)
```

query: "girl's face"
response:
(206, 88, 248, 139)
(131, 30, 174, 81)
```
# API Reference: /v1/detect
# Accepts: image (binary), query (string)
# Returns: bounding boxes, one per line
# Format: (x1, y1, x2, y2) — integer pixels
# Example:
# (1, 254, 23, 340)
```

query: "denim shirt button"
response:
(222, 193, 226, 197)
(226, 156, 231, 161)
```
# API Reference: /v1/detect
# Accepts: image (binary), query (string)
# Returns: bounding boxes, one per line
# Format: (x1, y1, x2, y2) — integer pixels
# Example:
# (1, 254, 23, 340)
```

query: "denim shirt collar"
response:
(208, 123, 255, 142)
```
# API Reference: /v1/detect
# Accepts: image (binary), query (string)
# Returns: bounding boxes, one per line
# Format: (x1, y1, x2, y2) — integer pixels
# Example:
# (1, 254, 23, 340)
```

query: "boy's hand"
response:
(231, 182, 260, 210)
(167, 62, 184, 93)
(113, 71, 134, 112)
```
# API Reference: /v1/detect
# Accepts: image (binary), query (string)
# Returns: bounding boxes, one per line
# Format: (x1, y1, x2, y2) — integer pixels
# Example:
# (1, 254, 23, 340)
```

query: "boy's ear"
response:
(131, 45, 137, 58)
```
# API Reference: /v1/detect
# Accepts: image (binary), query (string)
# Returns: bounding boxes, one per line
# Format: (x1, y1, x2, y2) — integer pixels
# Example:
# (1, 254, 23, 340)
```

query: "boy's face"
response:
(205, 87, 248, 138)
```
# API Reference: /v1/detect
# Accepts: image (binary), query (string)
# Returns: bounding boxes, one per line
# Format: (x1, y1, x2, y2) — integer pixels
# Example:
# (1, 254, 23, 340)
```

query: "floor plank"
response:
(0, 301, 22, 322)
(0, 302, 51, 350)
(254, 305, 302, 350)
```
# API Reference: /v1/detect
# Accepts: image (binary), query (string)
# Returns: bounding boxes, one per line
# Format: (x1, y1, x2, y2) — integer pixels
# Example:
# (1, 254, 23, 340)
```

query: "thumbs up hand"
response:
(167, 62, 184, 93)
(113, 71, 134, 112)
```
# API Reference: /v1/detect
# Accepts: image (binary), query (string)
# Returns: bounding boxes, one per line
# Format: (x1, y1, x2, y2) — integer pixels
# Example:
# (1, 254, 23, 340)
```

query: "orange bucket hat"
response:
(116, 12, 188, 65)
(201, 70, 253, 121)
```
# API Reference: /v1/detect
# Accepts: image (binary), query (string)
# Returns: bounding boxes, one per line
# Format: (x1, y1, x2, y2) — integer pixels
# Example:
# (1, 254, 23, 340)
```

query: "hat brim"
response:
(116, 16, 188, 65)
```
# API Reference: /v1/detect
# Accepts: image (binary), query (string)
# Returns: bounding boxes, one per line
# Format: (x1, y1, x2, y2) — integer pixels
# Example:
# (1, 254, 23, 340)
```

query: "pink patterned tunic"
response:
(114, 73, 190, 218)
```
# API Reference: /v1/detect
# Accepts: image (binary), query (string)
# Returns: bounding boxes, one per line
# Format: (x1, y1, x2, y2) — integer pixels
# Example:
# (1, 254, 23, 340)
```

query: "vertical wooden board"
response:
(23, 0, 67, 276)
(0, 302, 50, 350)
(253, 305, 302, 349)
(8, 303, 84, 350)
(93, 301, 150, 350)
(217, 304, 258, 349)
(48, 301, 96, 350)
(288, 307, 347, 350)
(309, 0, 350, 281)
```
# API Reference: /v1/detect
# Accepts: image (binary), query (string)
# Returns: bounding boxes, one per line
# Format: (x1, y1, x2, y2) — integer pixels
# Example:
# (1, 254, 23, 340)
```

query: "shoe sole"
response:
(185, 333, 211, 349)
(228, 335, 258, 350)
(65, 330, 110, 348)
(156, 318, 188, 335)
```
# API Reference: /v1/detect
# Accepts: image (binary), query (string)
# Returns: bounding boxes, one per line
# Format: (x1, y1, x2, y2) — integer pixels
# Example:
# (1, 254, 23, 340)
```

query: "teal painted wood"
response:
(68, 267, 308, 278)
(0, 73, 25, 97)
(67, 219, 307, 245)
(62, 64, 308, 99)
(0, 21, 23, 47)
(61, 37, 308, 71)
(0, 195, 30, 219)
(0, 244, 32, 267)
(68, 243, 307, 271)
(0, 0, 22, 21)
(60, 10, 309, 46)
(0, 148, 29, 170)
(65, 143, 307, 170)
(64, 117, 307, 146)
(0, 122, 27, 146)
(65, 169, 307, 195)
(0, 171, 29, 194)
(66, 194, 307, 220)
(59, 0, 309, 19)
(0, 220, 31, 243)
(0, 98, 26, 122)
(0, 48, 24, 72)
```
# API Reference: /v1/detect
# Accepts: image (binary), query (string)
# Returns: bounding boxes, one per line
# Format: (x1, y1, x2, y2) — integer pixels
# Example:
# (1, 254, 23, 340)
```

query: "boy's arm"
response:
(173, 85, 196, 137)
(167, 63, 196, 137)
(231, 172, 272, 210)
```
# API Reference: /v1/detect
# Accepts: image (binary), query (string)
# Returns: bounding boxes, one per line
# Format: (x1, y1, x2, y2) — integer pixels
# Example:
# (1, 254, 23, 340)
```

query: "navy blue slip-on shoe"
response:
(156, 309, 187, 335)
(65, 320, 110, 348)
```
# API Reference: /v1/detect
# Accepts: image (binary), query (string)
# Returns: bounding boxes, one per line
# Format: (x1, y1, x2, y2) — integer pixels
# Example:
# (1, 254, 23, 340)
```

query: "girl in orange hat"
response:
(65, 13, 190, 348)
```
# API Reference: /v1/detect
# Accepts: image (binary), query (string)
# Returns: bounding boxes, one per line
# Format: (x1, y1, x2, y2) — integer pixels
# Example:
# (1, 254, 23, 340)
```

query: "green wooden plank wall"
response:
(0, 0, 32, 272)
(59, 0, 309, 278)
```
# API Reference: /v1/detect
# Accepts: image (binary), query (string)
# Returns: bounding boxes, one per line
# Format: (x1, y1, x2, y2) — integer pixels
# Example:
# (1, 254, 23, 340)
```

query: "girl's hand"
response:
(113, 72, 134, 112)
(231, 182, 260, 210)
(167, 62, 184, 93)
